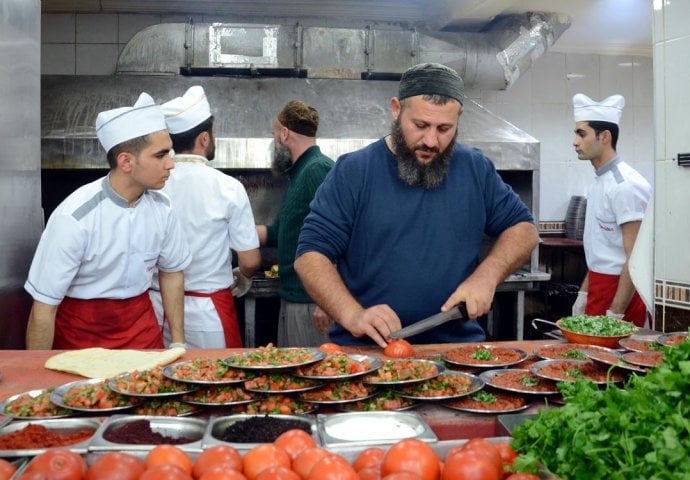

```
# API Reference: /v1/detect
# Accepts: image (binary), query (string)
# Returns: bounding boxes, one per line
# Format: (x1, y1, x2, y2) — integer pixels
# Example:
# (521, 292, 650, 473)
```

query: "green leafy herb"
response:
(560, 314, 637, 336)
(511, 330, 690, 480)
(561, 349, 586, 359)
(472, 391, 496, 403)
(565, 367, 584, 379)
(520, 375, 539, 387)
(470, 349, 493, 361)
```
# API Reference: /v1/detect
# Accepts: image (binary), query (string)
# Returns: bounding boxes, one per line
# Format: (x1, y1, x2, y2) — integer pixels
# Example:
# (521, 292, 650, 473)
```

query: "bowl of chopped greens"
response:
(556, 315, 637, 348)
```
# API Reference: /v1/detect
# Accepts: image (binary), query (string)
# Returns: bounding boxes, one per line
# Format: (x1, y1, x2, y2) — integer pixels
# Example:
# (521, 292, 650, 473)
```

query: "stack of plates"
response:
(565, 195, 586, 240)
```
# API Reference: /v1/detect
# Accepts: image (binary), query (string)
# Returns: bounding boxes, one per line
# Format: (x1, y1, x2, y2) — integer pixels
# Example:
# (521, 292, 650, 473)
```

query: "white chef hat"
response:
(161, 86, 212, 134)
(573, 93, 625, 125)
(96, 93, 167, 153)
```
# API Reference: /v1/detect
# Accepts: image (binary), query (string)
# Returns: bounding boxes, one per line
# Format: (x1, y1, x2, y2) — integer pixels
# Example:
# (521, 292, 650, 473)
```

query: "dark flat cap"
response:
(398, 63, 464, 105)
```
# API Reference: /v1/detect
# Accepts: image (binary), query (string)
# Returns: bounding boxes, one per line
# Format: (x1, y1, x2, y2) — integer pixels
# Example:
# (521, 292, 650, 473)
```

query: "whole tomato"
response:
(504, 475, 540, 480)
(381, 438, 440, 480)
(494, 442, 518, 474)
(199, 466, 247, 480)
(242, 444, 291, 480)
(291, 447, 330, 479)
(383, 339, 415, 358)
(23, 449, 87, 480)
(145, 445, 193, 476)
(382, 473, 421, 480)
(273, 429, 317, 460)
(357, 466, 382, 480)
(139, 464, 193, 480)
(460, 438, 503, 477)
(318, 343, 345, 353)
(87, 452, 145, 480)
(0, 458, 17, 480)
(352, 447, 385, 472)
(193, 445, 243, 479)
(255, 465, 300, 480)
(442, 450, 500, 480)
(306, 455, 358, 480)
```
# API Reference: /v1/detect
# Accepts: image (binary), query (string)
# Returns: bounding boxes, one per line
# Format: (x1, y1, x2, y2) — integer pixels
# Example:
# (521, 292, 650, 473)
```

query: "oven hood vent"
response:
(117, 12, 570, 90)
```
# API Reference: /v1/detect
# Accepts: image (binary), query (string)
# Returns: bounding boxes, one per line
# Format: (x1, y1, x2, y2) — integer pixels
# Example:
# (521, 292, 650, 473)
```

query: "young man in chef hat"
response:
(571, 93, 652, 327)
(152, 85, 260, 348)
(24, 93, 192, 349)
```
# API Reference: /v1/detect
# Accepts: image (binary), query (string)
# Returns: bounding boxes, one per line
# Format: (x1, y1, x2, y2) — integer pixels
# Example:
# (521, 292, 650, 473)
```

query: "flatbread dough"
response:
(44, 347, 186, 378)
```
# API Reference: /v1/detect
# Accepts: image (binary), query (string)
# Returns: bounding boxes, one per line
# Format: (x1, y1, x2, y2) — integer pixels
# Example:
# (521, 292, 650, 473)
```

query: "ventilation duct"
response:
(117, 12, 570, 89)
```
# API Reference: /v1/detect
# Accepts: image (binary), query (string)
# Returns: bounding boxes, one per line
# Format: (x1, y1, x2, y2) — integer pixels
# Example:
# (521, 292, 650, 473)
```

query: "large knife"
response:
(389, 302, 469, 339)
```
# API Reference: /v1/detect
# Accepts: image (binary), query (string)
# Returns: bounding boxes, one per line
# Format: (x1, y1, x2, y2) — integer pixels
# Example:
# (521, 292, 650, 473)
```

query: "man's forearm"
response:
(609, 263, 636, 313)
(159, 270, 186, 344)
(26, 301, 58, 349)
(294, 251, 363, 331)
(472, 222, 539, 287)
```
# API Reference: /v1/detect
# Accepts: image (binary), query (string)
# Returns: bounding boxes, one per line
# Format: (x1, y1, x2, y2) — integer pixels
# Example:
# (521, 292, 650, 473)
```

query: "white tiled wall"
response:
(41, 13, 655, 223)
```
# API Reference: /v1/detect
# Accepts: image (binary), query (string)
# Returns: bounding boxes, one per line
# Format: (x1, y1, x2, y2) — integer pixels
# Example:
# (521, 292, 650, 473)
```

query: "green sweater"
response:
(266, 145, 334, 302)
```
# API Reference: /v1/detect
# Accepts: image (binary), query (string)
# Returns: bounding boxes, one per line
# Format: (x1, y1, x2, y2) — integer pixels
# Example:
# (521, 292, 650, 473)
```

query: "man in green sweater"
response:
(257, 101, 335, 347)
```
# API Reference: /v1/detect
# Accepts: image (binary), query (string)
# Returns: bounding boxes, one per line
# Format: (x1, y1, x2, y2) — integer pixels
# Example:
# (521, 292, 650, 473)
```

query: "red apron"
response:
(185, 288, 242, 347)
(54, 291, 164, 349)
(585, 271, 647, 327)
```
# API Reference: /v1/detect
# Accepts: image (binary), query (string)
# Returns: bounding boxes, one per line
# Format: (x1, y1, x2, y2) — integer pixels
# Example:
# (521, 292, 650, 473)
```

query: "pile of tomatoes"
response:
(1, 430, 539, 480)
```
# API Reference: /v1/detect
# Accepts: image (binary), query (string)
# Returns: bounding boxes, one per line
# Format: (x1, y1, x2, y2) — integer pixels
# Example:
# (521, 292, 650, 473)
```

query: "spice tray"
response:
(202, 414, 319, 450)
(317, 411, 437, 448)
(0, 417, 101, 458)
(89, 415, 207, 453)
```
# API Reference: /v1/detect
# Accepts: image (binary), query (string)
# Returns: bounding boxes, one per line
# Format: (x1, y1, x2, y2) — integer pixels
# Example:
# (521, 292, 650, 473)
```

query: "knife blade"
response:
(389, 302, 469, 339)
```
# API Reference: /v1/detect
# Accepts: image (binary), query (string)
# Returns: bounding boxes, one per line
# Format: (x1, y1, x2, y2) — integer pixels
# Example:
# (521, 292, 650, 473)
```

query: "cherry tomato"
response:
(442, 451, 500, 480)
(87, 452, 145, 480)
(357, 466, 382, 480)
(242, 444, 291, 480)
(193, 445, 243, 478)
(273, 429, 317, 460)
(255, 465, 300, 480)
(318, 343, 345, 353)
(145, 445, 193, 476)
(23, 449, 87, 480)
(504, 475, 540, 480)
(306, 455, 358, 480)
(0, 459, 17, 480)
(383, 339, 415, 358)
(381, 439, 440, 480)
(291, 447, 330, 479)
(140, 464, 193, 480)
(199, 467, 247, 480)
(352, 447, 385, 472)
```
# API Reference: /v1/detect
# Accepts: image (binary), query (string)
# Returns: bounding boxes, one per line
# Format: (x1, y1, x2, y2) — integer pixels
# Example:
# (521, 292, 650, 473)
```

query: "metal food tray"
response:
(202, 414, 319, 451)
(0, 417, 102, 457)
(89, 414, 206, 453)
(317, 411, 437, 448)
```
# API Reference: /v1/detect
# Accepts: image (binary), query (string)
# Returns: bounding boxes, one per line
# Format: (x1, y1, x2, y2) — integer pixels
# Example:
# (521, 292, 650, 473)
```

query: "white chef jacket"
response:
(149, 155, 259, 347)
(583, 157, 652, 275)
(25, 175, 192, 304)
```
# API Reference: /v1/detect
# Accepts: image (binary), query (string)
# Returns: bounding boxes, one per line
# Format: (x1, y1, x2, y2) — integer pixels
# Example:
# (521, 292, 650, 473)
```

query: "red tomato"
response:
(382, 473, 421, 480)
(504, 475, 540, 480)
(193, 445, 243, 478)
(442, 451, 500, 480)
(357, 466, 382, 480)
(199, 467, 247, 480)
(306, 455, 358, 480)
(460, 438, 503, 477)
(318, 343, 345, 353)
(291, 447, 330, 479)
(383, 339, 415, 358)
(140, 464, 193, 480)
(16, 473, 55, 480)
(242, 444, 291, 480)
(87, 452, 145, 480)
(255, 465, 300, 480)
(23, 449, 87, 480)
(352, 447, 385, 472)
(0, 459, 17, 480)
(145, 445, 193, 475)
(273, 429, 317, 460)
(381, 439, 440, 480)
(494, 442, 518, 472)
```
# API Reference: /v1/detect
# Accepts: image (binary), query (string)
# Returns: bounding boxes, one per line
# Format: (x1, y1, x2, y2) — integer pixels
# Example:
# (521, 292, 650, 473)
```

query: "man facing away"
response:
(24, 93, 191, 349)
(570, 93, 652, 327)
(256, 101, 335, 347)
(295, 63, 539, 348)
(150, 86, 261, 348)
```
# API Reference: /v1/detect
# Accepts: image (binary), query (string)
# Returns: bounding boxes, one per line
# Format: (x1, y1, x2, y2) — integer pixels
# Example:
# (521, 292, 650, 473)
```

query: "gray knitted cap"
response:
(398, 63, 464, 105)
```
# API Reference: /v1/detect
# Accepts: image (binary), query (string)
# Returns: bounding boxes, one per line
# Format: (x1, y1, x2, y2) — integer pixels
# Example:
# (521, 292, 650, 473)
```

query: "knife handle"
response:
(457, 302, 469, 319)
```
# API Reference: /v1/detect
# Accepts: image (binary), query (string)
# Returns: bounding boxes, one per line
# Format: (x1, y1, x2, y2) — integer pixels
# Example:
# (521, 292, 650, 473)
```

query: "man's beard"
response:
(391, 119, 456, 189)
(271, 139, 293, 176)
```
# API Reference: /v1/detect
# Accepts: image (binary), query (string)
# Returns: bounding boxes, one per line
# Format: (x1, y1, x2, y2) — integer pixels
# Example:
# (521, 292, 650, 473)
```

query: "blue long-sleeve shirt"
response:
(297, 138, 534, 345)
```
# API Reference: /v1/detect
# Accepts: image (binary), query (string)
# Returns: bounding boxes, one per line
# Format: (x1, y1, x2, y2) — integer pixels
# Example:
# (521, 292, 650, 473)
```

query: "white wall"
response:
(41, 13, 655, 224)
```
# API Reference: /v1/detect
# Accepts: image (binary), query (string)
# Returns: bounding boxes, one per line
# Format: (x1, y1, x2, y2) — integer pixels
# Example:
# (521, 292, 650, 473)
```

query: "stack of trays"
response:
(565, 195, 586, 240)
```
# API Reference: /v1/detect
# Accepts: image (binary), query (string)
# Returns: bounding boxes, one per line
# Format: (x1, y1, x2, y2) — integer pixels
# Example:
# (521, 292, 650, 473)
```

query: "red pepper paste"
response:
(103, 419, 195, 445)
(0, 424, 94, 450)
